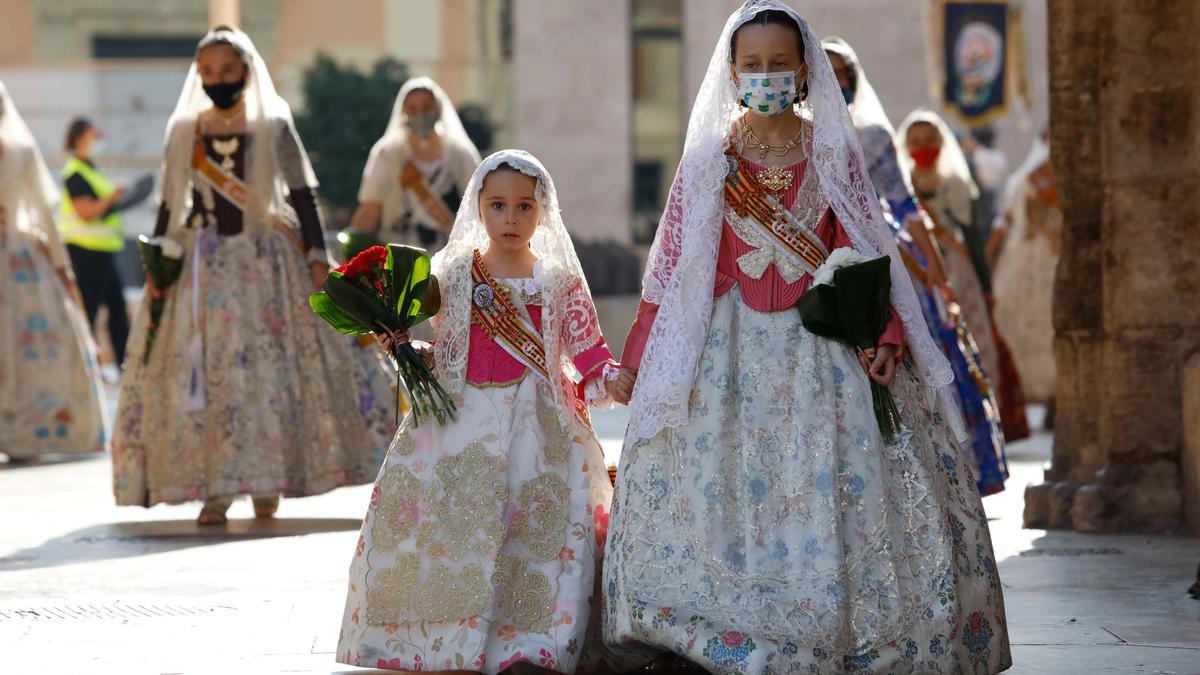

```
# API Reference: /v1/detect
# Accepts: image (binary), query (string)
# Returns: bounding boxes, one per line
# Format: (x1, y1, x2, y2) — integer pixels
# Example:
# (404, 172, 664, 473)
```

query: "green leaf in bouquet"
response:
(411, 275, 441, 326)
(309, 291, 369, 335)
(323, 274, 392, 330)
(797, 283, 847, 342)
(832, 256, 892, 350)
(385, 244, 436, 328)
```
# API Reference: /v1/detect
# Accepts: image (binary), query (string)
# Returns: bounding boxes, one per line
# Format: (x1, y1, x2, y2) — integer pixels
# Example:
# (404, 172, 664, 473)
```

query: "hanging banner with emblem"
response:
(926, 0, 1030, 128)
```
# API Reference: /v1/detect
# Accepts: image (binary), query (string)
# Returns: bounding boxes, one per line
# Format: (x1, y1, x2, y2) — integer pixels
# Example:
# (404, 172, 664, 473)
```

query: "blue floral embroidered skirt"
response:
(603, 291, 1012, 674)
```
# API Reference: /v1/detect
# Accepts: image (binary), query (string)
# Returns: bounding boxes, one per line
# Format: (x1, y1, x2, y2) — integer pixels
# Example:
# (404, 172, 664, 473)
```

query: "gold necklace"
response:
(211, 100, 245, 131)
(740, 115, 804, 161)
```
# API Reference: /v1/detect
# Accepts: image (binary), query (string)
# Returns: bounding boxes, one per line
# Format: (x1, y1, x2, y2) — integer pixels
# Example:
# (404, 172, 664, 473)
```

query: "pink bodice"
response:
(623, 155, 903, 369)
(465, 302, 615, 395)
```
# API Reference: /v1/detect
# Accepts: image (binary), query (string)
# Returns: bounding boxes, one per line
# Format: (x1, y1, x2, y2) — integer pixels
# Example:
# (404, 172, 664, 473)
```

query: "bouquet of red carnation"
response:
(336, 229, 384, 263)
(310, 244, 455, 426)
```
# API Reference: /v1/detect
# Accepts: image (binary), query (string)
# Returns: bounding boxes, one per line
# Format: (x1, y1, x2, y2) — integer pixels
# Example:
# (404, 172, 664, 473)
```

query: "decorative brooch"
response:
(756, 165, 795, 192)
(472, 283, 495, 310)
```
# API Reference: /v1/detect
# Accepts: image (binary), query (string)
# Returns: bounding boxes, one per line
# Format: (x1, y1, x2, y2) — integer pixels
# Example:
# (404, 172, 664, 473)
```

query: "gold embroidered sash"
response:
(723, 149, 829, 277)
(190, 127, 303, 251)
(470, 251, 551, 384)
(401, 160, 456, 232)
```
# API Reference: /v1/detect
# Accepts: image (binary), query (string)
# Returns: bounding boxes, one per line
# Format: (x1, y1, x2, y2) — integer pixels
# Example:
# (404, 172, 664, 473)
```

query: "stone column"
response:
(208, 0, 240, 28)
(1023, 0, 1200, 534)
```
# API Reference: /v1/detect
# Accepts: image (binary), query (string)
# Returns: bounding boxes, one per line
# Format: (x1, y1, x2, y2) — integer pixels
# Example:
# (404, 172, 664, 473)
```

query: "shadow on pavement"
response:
(0, 517, 362, 572)
(0, 452, 107, 469)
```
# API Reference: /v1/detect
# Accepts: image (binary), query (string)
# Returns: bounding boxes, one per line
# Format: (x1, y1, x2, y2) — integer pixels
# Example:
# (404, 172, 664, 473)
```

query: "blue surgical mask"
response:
(841, 86, 855, 106)
(737, 69, 800, 117)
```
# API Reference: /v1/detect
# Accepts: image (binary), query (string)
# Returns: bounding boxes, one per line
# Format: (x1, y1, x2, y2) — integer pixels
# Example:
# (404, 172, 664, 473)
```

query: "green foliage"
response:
(295, 54, 410, 216)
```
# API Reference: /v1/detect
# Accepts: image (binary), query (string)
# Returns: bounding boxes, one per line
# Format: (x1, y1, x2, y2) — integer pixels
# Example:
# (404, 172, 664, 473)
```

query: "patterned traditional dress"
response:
(604, 145, 1011, 674)
(338, 257, 616, 673)
(111, 120, 396, 506)
(858, 124, 1007, 495)
(992, 159, 1059, 403)
(0, 139, 106, 458)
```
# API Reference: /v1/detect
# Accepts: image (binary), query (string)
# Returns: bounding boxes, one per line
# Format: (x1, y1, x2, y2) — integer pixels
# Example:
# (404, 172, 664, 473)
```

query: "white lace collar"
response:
(496, 258, 543, 296)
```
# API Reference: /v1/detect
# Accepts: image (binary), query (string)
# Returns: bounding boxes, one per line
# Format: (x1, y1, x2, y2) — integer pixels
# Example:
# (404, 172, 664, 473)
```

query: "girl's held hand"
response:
(861, 345, 899, 387)
(611, 367, 638, 405)
(145, 275, 165, 301)
(374, 329, 412, 355)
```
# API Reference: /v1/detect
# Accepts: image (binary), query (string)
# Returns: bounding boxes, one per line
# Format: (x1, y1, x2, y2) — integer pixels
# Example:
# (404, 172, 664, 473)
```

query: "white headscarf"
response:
(0, 81, 65, 267)
(381, 76, 477, 153)
(820, 37, 894, 141)
(629, 0, 959, 442)
(432, 149, 601, 426)
(358, 77, 482, 238)
(158, 27, 316, 238)
(1002, 132, 1049, 208)
(897, 109, 981, 201)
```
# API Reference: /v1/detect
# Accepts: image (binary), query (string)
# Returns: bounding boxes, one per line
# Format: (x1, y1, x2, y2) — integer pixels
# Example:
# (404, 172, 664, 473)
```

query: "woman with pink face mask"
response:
(901, 109, 1029, 443)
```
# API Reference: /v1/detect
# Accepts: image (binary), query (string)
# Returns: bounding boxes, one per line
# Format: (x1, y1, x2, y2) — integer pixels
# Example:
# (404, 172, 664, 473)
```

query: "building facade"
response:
(0, 0, 1048, 258)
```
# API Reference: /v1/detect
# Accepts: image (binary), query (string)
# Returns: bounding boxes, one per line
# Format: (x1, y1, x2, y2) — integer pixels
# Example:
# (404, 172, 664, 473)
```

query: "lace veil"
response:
(432, 149, 602, 426)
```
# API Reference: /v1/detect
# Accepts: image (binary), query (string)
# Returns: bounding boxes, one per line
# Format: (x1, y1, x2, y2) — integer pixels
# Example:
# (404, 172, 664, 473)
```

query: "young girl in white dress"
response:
(338, 150, 618, 674)
(603, 3, 1011, 673)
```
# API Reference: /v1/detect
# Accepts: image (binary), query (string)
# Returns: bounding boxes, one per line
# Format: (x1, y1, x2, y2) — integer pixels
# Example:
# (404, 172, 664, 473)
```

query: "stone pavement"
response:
(1, 406, 1198, 674)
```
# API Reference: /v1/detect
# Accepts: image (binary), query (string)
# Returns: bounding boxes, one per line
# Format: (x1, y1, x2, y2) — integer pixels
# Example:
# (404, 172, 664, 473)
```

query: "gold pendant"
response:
(756, 165, 795, 192)
(212, 136, 240, 172)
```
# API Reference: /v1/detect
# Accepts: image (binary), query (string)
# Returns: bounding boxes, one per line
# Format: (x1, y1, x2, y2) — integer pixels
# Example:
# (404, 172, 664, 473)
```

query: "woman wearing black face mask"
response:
(347, 77, 480, 254)
(111, 27, 397, 525)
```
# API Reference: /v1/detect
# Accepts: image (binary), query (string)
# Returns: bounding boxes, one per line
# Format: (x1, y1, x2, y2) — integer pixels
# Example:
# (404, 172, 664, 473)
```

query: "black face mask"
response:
(203, 79, 246, 110)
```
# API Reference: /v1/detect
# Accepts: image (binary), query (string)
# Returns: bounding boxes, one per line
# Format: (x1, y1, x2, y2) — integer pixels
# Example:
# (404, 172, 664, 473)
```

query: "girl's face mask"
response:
(737, 69, 801, 117)
(910, 146, 941, 169)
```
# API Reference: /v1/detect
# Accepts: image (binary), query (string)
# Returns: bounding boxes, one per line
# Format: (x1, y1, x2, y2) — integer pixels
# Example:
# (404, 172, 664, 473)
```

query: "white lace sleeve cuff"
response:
(583, 362, 620, 409)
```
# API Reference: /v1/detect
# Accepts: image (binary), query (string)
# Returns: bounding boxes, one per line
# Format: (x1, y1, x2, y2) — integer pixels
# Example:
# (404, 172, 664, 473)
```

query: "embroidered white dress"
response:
(338, 266, 616, 674)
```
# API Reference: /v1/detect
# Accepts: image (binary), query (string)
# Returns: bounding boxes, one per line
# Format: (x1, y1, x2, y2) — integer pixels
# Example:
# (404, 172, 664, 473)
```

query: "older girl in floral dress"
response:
(603, 3, 1011, 673)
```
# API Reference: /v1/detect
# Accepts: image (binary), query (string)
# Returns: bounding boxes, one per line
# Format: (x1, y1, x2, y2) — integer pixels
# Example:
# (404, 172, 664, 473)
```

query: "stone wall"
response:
(1024, 0, 1200, 534)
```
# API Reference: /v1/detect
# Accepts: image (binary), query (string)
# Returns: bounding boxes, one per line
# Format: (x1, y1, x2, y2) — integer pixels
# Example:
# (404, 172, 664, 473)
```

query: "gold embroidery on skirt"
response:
(492, 553, 554, 632)
(511, 473, 571, 562)
(366, 553, 419, 625)
(537, 408, 570, 465)
(414, 563, 492, 622)
(416, 441, 509, 560)
(393, 431, 416, 456)
(372, 464, 423, 550)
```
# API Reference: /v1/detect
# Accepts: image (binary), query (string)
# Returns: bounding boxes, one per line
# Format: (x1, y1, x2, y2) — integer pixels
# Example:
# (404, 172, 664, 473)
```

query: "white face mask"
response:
(736, 69, 801, 117)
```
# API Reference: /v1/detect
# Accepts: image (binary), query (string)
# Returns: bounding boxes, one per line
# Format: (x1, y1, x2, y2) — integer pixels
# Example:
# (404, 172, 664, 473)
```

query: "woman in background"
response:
(0, 82, 106, 461)
(348, 77, 480, 253)
(111, 27, 395, 523)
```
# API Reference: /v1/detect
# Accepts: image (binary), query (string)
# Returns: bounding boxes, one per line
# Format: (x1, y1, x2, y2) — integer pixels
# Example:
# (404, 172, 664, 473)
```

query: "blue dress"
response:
(857, 124, 1008, 495)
